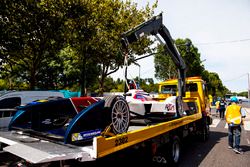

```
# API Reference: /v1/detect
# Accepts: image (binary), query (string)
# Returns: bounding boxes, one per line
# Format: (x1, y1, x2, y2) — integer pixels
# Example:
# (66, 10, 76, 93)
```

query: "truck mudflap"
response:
(0, 130, 95, 164)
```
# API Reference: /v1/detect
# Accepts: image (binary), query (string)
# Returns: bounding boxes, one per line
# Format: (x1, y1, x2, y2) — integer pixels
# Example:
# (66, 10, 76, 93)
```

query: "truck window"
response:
(186, 83, 197, 92)
(161, 85, 177, 94)
(183, 102, 198, 115)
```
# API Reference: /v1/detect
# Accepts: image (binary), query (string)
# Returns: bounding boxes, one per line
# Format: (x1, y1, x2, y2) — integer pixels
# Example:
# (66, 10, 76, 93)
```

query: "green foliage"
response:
(154, 38, 228, 96)
(0, 0, 157, 94)
(0, 79, 8, 90)
(175, 39, 205, 77)
(237, 91, 248, 97)
(155, 38, 205, 80)
(154, 44, 177, 80)
(0, 0, 65, 89)
(0, 0, 230, 96)
(201, 70, 228, 97)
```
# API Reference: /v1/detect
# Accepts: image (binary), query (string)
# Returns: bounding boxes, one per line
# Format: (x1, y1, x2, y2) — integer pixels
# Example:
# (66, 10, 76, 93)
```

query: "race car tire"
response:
(104, 95, 130, 134)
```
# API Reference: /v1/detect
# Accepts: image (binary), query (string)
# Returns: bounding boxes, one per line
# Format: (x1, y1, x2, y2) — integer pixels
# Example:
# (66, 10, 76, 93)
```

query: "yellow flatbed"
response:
(94, 112, 202, 159)
(0, 112, 202, 163)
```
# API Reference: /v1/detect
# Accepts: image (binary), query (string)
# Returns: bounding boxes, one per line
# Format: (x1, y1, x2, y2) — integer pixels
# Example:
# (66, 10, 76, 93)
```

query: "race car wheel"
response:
(104, 96, 130, 134)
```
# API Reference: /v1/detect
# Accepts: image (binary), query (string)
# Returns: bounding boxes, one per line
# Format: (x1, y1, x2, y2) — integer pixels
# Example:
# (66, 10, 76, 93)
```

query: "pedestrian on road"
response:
(219, 98, 226, 119)
(215, 100, 220, 117)
(225, 97, 246, 154)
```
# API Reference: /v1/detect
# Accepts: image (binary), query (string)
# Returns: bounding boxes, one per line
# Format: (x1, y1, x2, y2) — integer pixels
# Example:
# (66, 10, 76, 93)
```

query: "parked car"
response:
(0, 91, 64, 128)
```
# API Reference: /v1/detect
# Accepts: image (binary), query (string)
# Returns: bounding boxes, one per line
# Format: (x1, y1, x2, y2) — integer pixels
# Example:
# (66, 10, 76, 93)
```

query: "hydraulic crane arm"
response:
(121, 13, 186, 97)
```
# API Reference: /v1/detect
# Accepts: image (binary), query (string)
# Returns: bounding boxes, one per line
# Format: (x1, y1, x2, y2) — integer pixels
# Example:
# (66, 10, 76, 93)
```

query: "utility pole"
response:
(134, 62, 141, 87)
(248, 72, 250, 100)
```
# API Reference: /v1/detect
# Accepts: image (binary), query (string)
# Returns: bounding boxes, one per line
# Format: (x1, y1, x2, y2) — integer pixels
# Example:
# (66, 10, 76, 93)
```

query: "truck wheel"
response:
(152, 136, 181, 167)
(162, 135, 181, 166)
(201, 123, 210, 142)
(154, 135, 181, 167)
(104, 95, 130, 134)
(167, 135, 181, 166)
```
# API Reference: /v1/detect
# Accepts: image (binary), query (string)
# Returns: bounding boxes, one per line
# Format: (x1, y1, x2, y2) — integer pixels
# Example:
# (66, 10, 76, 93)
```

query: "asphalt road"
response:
(178, 104, 250, 167)
(1, 104, 250, 167)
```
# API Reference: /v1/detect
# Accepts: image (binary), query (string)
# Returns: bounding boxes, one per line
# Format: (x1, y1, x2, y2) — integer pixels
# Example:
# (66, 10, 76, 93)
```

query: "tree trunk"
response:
(80, 58, 87, 96)
(98, 77, 104, 96)
(30, 68, 36, 90)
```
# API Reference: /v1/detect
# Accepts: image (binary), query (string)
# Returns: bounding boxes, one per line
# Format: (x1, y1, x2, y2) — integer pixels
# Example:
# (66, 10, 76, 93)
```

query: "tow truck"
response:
(0, 13, 212, 166)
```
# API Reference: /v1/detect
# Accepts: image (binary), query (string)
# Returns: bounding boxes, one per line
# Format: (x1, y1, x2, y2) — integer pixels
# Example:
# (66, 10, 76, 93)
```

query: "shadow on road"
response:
(179, 130, 228, 167)
(0, 131, 229, 167)
(241, 145, 250, 153)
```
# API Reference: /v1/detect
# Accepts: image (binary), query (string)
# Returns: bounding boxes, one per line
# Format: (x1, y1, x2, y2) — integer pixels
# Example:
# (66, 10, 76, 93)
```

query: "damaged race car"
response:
(9, 96, 130, 145)
(124, 83, 184, 125)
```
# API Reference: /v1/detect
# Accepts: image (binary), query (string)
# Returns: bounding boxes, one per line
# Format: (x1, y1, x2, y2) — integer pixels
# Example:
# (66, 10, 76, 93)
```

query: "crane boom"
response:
(121, 13, 186, 97)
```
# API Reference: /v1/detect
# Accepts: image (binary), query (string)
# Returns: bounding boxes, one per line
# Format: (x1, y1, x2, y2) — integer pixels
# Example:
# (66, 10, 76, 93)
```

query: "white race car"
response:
(125, 89, 182, 123)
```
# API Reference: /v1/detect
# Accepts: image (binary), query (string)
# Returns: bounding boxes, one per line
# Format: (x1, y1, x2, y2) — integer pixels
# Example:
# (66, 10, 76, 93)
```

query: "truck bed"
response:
(0, 130, 94, 164)
(0, 112, 202, 164)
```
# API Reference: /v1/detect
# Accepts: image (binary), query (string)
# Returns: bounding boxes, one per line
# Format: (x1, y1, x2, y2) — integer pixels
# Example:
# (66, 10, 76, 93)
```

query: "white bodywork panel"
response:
(128, 96, 177, 116)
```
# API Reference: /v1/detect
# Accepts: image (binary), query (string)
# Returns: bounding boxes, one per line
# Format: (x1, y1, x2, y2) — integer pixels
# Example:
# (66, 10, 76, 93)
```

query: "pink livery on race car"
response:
(125, 89, 179, 123)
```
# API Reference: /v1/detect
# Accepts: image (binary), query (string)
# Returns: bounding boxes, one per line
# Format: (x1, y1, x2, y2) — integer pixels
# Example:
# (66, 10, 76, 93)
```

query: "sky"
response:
(111, 0, 250, 93)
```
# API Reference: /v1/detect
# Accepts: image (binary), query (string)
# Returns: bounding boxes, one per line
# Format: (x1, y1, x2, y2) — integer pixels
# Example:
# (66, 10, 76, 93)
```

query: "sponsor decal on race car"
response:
(71, 129, 102, 141)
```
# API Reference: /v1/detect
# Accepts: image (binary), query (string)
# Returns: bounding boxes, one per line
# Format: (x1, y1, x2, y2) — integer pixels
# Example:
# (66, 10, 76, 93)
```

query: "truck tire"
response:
(153, 135, 181, 167)
(201, 122, 210, 142)
(167, 135, 181, 166)
(198, 117, 210, 142)
(104, 95, 130, 134)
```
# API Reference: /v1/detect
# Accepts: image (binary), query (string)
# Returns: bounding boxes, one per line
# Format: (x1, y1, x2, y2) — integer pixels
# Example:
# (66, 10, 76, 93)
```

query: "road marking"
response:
(247, 139, 250, 145)
(244, 121, 250, 131)
(210, 118, 220, 128)
(210, 117, 250, 131)
(225, 123, 228, 129)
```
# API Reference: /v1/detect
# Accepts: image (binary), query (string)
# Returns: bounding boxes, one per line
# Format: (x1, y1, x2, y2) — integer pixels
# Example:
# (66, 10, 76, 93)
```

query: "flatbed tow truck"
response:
(0, 13, 212, 166)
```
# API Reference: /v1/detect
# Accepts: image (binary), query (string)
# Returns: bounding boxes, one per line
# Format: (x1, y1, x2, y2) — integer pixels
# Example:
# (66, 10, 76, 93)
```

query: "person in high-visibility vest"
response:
(225, 96, 246, 154)
(215, 100, 220, 117)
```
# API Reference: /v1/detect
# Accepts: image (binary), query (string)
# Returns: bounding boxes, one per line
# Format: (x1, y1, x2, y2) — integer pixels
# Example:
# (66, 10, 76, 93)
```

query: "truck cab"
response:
(158, 76, 210, 115)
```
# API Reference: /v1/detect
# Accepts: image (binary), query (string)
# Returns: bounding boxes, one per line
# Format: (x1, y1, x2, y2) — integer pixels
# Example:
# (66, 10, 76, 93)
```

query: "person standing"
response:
(215, 100, 220, 117)
(219, 98, 226, 119)
(225, 97, 246, 154)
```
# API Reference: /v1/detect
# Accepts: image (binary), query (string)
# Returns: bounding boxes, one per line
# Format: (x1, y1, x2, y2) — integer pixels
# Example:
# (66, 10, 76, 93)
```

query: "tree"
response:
(175, 38, 205, 77)
(201, 70, 227, 97)
(154, 44, 177, 80)
(154, 38, 229, 96)
(155, 38, 205, 81)
(62, 0, 157, 96)
(0, 0, 65, 89)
